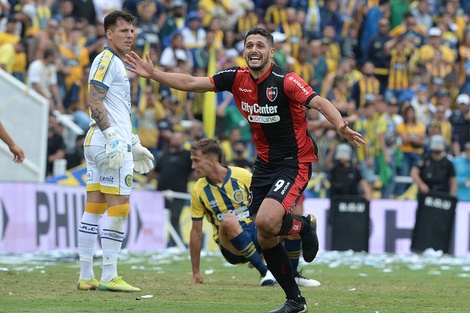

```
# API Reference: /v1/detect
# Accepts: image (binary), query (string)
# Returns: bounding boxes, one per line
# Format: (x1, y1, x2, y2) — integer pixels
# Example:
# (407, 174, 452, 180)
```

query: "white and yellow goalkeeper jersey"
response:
(85, 47, 132, 147)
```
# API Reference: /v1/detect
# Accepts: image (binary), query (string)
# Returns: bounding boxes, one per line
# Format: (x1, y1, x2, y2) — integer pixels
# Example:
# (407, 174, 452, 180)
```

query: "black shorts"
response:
(248, 159, 311, 216)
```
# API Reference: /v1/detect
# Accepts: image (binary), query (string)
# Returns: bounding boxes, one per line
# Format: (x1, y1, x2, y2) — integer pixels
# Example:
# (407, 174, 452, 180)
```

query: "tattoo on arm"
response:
(89, 84, 110, 131)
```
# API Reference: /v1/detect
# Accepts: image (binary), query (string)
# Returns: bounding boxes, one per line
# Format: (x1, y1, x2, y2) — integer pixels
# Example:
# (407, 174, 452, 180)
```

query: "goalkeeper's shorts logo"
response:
(125, 174, 133, 187)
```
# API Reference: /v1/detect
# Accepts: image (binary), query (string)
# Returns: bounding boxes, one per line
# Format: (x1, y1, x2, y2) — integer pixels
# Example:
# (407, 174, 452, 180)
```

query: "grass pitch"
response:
(1, 250, 470, 313)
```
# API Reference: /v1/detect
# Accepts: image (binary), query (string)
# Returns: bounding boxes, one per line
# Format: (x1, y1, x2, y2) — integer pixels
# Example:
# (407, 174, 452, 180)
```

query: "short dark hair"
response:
(104, 10, 137, 32)
(44, 48, 55, 59)
(245, 28, 274, 47)
(191, 138, 224, 163)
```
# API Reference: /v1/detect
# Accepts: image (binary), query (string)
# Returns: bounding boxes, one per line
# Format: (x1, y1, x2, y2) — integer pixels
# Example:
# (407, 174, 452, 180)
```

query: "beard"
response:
(245, 55, 268, 72)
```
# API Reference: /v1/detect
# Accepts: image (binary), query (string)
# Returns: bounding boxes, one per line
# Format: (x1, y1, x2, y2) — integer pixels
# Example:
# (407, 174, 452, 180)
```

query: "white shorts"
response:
(85, 145, 133, 195)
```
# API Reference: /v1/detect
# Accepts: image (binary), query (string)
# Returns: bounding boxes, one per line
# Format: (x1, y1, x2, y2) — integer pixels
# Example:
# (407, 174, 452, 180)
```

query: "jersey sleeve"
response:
(190, 181, 206, 220)
(210, 66, 239, 92)
(89, 50, 116, 90)
(283, 72, 317, 107)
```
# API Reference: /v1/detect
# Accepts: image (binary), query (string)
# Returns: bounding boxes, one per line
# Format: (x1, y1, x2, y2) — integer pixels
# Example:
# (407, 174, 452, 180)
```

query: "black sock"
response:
(263, 242, 302, 301)
(277, 214, 309, 236)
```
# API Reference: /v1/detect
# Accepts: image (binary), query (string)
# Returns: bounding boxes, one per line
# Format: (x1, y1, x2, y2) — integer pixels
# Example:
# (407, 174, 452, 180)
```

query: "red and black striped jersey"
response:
(210, 63, 318, 165)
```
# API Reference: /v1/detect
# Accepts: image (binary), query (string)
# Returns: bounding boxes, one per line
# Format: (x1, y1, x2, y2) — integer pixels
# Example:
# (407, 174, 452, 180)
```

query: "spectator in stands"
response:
(72, 0, 97, 25)
(46, 114, 66, 177)
(233, 1, 260, 41)
(453, 142, 470, 201)
(389, 11, 426, 48)
(308, 39, 328, 96)
(327, 75, 355, 118)
(319, 0, 343, 42)
(321, 25, 341, 72)
(359, 0, 390, 66)
(136, 84, 166, 162)
(159, 0, 186, 45)
(198, 0, 234, 29)
(354, 100, 376, 190)
(264, 0, 289, 32)
(384, 34, 415, 103)
(365, 17, 392, 88)
(134, 0, 161, 55)
(27, 18, 60, 65)
(84, 22, 106, 61)
(150, 131, 193, 247)
(449, 93, 470, 156)
(351, 62, 383, 110)
(411, 0, 433, 30)
(0, 119, 25, 163)
(276, 7, 303, 59)
(59, 27, 89, 112)
(160, 32, 193, 72)
(228, 140, 253, 171)
(289, 46, 313, 86)
(322, 57, 353, 98)
(0, 39, 26, 75)
(302, 0, 320, 41)
(419, 27, 456, 70)
(181, 10, 206, 51)
(377, 97, 398, 198)
(65, 134, 85, 169)
(27, 48, 65, 113)
(458, 30, 470, 90)
(411, 85, 435, 128)
(390, 2, 412, 31)
(272, 31, 289, 69)
(396, 105, 426, 195)
(428, 105, 452, 145)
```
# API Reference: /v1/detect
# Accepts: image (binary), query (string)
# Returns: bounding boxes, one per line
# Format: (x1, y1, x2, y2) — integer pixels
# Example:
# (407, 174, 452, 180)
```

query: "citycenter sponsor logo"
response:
(241, 101, 280, 124)
(288, 76, 310, 95)
(241, 101, 278, 114)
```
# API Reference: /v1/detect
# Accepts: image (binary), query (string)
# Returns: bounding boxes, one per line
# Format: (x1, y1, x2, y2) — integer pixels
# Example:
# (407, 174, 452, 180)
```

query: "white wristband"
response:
(103, 127, 118, 142)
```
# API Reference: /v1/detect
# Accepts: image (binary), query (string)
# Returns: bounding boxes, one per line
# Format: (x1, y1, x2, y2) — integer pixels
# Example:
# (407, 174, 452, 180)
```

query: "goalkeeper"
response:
(76, 11, 154, 293)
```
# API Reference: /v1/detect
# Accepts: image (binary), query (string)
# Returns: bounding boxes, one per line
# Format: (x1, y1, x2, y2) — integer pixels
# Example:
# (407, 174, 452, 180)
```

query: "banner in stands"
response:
(303, 198, 470, 257)
(0, 183, 165, 253)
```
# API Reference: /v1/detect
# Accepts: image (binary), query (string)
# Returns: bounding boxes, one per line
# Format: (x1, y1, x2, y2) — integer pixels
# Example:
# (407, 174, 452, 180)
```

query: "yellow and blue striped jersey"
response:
(191, 166, 253, 244)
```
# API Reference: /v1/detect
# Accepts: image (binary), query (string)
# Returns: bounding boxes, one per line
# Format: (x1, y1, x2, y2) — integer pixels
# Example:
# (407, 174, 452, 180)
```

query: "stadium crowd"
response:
(1, 0, 470, 200)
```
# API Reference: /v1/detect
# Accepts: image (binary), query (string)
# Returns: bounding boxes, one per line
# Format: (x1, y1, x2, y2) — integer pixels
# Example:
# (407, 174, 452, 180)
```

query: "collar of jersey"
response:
(249, 62, 274, 84)
(205, 166, 231, 188)
(104, 47, 122, 60)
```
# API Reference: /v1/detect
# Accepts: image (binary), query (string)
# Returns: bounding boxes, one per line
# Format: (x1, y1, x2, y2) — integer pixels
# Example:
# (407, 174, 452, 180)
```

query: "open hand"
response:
(125, 51, 154, 78)
(337, 121, 365, 147)
(9, 143, 25, 163)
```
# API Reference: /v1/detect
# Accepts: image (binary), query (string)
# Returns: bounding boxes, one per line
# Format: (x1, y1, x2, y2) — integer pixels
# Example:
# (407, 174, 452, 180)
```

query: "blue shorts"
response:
(220, 222, 261, 264)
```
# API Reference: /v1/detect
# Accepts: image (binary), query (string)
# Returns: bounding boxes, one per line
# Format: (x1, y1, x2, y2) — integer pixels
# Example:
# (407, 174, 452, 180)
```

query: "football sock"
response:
(78, 212, 102, 280)
(100, 215, 126, 282)
(230, 232, 268, 277)
(263, 242, 302, 300)
(276, 214, 307, 236)
(284, 238, 301, 275)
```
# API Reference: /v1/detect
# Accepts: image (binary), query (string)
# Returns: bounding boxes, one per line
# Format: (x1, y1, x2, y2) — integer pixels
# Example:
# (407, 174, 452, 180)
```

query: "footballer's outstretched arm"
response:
(125, 51, 214, 93)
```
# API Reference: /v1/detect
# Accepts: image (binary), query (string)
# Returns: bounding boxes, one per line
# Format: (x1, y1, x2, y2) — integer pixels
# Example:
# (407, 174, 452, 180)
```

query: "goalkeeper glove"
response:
(132, 134, 154, 174)
(103, 127, 124, 170)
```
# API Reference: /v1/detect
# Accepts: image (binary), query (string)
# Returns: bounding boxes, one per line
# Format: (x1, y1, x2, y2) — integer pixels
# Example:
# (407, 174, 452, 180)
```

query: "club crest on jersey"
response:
(266, 87, 278, 102)
(232, 189, 245, 204)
